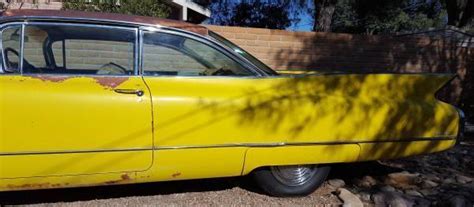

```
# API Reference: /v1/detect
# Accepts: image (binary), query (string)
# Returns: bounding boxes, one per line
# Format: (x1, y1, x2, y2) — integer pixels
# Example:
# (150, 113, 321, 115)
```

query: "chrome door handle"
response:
(114, 89, 144, 96)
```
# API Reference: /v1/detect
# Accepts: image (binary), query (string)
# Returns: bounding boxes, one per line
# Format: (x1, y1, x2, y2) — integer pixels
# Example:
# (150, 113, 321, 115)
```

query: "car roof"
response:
(0, 9, 209, 35)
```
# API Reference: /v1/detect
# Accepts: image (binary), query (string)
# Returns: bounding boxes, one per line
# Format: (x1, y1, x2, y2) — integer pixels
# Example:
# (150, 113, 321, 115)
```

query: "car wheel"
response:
(252, 164, 330, 197)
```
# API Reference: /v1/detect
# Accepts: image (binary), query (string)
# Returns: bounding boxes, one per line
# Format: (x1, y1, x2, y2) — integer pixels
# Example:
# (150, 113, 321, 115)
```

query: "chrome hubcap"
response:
(270, 165, 318, 186)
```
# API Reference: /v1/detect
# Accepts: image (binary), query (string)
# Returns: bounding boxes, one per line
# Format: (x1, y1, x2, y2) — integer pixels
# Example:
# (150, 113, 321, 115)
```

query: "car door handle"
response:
(114, 89, 144, 96)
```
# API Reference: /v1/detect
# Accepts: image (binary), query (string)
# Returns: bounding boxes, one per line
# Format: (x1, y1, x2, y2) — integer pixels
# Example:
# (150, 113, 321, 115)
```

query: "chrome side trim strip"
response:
(0, 147, 153, 156)
(153, 136, 456, 150)
(0, 136, 455, 156)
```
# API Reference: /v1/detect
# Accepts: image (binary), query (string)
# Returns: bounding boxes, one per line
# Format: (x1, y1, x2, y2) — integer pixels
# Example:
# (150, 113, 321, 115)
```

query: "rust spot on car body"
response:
(27, 75, 71, 83)
(6, 182, 70, 190)
(121, 174, 131, 180)
(172, 172, 181, 178)
(92, 77, 129, 89)
(7, 183, 50, 189)
(24, 75, 128, 89)
(104, 174, 132, 185)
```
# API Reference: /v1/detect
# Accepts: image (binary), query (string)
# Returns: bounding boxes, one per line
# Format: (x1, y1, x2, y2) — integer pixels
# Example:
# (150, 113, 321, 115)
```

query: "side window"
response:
(2, 25, 22, 73)
(142, 32, 253, 76)
(22, 24, 136, 75)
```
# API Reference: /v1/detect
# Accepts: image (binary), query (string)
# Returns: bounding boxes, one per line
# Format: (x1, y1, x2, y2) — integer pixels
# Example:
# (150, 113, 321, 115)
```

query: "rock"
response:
(419, 188, 438, 197)
(421, 180, 439, 188)
(443, 178, 456, 184)
(385, 172, 421, 189)
(455, 175, 473, 184)
(358, 191, 371, 202)
(447, 156, 460, 166)
(372, 192, 414, 207)
(404, 190, 423, 197)
(423, 174, 441, 182)
(413, 197, 431, 207)
(447, 195, 469, 207)
(337, 188, 364, 207)
(328, 179, 346, 188)
(355, 175, 377, 188)
(380, 185, 396, 192)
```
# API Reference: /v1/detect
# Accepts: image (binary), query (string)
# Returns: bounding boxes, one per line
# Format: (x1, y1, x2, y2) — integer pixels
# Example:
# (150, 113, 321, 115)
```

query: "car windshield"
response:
(208, 31, 278, 76)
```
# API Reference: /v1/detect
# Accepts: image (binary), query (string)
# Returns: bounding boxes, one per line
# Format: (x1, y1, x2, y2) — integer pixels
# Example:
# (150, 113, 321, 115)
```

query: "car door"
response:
(0, 23, 153, 178)
(140, 29, 263, 178)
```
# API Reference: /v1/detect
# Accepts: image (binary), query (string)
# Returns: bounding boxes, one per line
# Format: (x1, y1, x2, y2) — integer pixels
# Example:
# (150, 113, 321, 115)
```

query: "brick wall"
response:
(206, 25, 474, 104)
(0, 0, 63, 10)
(206, 25, 473, 73)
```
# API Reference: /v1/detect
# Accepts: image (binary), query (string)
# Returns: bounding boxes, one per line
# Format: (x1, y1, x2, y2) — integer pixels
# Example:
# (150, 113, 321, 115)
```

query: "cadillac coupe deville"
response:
(0, 10, 465, 196)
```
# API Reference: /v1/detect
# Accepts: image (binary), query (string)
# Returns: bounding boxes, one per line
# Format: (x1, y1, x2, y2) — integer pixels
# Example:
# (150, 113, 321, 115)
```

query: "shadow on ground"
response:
(0, 177, 245, 205)
(1, 141, 472, 206)
(0, 162, 393, 205)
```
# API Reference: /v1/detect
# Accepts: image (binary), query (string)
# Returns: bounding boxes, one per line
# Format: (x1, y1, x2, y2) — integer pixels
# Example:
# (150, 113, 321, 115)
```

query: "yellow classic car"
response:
(0, 10, 465, 197)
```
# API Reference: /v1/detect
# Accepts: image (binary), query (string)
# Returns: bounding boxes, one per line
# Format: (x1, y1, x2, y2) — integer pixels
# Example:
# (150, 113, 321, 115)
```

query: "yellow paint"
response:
(358, 140, 456, 161)
(0, 73, 461, 191)
(242, 145, 360, 175)
(146, 147, 247, 181)
(0, 75, 153, 178)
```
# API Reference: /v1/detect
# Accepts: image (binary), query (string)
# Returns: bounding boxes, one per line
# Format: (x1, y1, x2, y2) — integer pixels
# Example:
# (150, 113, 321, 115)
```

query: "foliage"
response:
(330, 0, 446, 34)
(62, 0, 170, 18)
(208, 0, 298, 30)
(445, 0, 474, 29)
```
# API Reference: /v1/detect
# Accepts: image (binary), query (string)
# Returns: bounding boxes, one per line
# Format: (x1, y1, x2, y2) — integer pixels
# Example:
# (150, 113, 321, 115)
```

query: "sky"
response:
(206, 0, 315, 32)
(288, 11, 314, 31)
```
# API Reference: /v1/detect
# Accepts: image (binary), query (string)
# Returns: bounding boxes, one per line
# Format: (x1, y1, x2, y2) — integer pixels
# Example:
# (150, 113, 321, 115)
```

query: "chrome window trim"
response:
(0, 22, 24, 74)
(138, 29, 144, 75)
(140, 26, 266, 77)
(19, 24, 25, 74)
(0, 16, 163, 29)
(1, 17, 272, 76)
(17, 21, 140, 76)
(134, 27, 140, 76)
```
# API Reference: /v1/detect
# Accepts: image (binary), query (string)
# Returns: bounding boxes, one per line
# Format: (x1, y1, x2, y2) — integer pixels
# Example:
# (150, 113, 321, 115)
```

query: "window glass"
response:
(23, 24, 135, 75)
(2, 25, 22, 73)
(142, 32, 253, 76)
(23, 26, 48, 68)
(209, 31, 278, 76)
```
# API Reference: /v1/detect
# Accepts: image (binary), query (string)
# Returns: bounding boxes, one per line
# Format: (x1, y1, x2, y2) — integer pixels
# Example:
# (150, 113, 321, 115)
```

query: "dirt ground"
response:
(1, 138, 473, 207)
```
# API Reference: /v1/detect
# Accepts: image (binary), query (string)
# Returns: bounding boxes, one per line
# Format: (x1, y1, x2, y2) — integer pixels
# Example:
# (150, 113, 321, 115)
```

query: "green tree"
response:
(330, 0, 446, 34)
(62, 0, 170, 18)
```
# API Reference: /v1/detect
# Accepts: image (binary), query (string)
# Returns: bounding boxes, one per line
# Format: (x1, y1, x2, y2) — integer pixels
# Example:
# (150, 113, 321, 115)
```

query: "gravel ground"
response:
(1, 137, 473, 207)
(0, 174, 341, 206)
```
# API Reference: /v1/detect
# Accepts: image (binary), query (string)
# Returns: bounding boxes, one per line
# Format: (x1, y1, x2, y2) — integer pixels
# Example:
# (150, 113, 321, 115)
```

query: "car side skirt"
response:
(0, 138, 456, 191)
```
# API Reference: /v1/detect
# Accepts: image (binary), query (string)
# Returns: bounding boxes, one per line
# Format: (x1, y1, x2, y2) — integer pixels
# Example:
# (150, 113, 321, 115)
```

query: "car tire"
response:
(252, 164, 330, 197)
